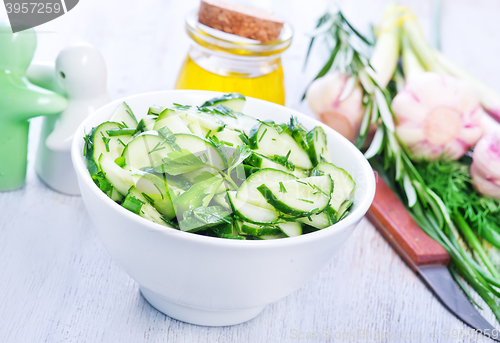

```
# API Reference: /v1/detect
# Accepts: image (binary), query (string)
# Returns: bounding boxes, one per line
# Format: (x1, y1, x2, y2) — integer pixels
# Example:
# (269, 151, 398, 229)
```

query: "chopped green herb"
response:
(152, 182, 165, 200)
(114, 156, 126, 168)
(157, 126, 181, 151)
(149, 141, 166, 154)
(298, 198, 314, 204)
(122, 194, 144, 215)
(141, 192, 155, 204)
(173, 103, 191, 110)
(100, 132, 110, 152)
(213, 104, 237, 119)
(135, 119, 147, 133)
(279, 182, 287, 193)
(258, 128, 268, 142)
(107, 128, 136, 137)
(238, 133, 250, 145)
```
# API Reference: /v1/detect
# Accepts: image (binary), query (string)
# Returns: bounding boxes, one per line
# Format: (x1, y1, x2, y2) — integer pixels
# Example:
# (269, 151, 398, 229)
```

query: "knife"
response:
(366, 175, 499, 339)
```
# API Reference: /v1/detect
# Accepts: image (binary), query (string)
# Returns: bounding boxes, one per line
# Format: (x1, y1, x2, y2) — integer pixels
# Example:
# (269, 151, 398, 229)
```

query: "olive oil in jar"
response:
(175, 10, 292, 106)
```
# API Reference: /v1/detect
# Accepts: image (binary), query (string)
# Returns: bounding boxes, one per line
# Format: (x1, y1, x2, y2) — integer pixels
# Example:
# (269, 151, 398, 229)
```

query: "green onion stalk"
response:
(304, 6, 500, 321)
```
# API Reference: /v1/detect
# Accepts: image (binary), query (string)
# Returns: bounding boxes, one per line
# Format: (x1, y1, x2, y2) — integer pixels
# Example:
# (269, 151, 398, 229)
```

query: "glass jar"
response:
(175, 10, 293, 105)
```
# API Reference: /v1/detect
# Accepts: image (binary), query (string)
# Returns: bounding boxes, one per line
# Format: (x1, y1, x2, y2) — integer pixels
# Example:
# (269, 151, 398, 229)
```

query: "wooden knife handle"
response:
(366, 173, 450, 271)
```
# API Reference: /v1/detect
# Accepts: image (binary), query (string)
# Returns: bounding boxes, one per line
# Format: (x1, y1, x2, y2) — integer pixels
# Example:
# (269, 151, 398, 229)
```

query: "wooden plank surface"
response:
(1, 0, 500, 342)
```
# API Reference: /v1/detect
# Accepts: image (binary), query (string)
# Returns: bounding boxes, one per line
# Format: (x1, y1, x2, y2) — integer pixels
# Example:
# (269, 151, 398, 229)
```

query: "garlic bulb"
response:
(392, 72, 484, 160)
(471, 133, 500, 199)
(306, 72, 364, 143)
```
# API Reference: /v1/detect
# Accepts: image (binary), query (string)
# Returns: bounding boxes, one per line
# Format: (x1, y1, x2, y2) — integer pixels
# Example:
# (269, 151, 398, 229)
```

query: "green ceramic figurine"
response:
(0, 21, 67, 191)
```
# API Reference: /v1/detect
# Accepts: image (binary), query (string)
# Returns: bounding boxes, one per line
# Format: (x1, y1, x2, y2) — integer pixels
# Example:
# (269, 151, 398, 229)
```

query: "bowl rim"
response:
(72, 89, 376, 249)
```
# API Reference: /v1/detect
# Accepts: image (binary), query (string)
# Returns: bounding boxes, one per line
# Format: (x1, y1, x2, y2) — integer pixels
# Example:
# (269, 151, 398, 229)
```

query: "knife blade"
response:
(366, 174, 499, 339)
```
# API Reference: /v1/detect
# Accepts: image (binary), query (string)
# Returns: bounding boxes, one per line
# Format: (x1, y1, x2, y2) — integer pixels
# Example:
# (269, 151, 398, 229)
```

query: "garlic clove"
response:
(306, 71, 364, 143)
(471, 162, 500, 200)
(392, 72, 483, 161)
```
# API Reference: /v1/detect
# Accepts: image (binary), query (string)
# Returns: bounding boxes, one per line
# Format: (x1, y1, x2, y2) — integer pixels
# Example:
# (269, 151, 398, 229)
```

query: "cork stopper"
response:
(198, 0, 285, 42)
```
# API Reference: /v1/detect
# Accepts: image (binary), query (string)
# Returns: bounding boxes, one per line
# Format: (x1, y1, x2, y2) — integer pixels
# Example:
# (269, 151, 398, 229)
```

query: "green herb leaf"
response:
(213, 104, 237, 119)
(122, 194, 144, 215)
(157, 126, 182, 152)
(159, 149, 209, 175)
(100, 132, 110, 152)
(106, 128, 136, 137)
(173, 103, 192, 110)
(114, 156, 126, 168)
(193, 171, 216, 183)
(135, 119, 148, 134)
(279, 181, 287, 193)
(226, 144, 252, 175)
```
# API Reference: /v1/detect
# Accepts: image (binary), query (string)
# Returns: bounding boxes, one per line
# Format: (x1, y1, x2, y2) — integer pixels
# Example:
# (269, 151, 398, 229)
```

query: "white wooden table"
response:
(2, 0, 500, 342)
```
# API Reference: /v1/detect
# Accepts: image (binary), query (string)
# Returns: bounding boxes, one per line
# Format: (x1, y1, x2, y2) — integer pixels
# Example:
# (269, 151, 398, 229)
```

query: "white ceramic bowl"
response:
(72, 90, 376, 326)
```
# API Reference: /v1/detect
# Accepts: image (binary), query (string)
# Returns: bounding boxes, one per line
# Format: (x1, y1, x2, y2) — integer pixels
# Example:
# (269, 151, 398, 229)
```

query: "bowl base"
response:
(140, 287, 266, 326)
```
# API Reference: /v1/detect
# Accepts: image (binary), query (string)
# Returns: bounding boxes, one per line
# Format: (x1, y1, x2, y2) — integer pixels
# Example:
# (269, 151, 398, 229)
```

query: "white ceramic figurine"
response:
(28, 43, 110, 195)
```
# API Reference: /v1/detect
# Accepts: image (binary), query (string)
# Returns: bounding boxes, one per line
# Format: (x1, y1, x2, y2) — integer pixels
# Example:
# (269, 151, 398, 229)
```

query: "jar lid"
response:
(185, 9, 293, 57)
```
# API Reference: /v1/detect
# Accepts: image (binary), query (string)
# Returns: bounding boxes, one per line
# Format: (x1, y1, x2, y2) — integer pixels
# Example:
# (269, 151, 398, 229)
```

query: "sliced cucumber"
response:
(246, 152, 308, 178)
(297, 207, 337, 229)
(98, 155, 134, 195)
(91, 122, 133, 169)
(249, 123, 313, 170)
(277, 221, 302, 237)
(211, 222, 233, 235)
(235, 220, 282, 236)
(307, 126, 332, 166)
(248, 122, 281, 149)
(124, 186, 174, 227)
(110, 102, 138, 128)
(174, 133, 226, 170)
(227, 191, 280, 224)
(138, 118, 156, 132)
(253, 233, 287, 240)
(174, 109, 225, 132)
(214, 112, 258, 133)
(201, 93, 246, 112)
(130, 169, 175, 220)
(109, 187, 124, 202)
(207, 220, 246, 240)
(337, 200, 353, 221)
(291, 168, 310, 178)
(288, 117, 310, 151)
(187, 121, 209, 137)
(278, 133, 313, 170)
(154, 113, 191, 134)
(236, 168, 297, 210)
(214, 128, 243, 147)
(313, 162, 355, 212)
(148, 105, 164, 116)
(257, 175, 332, 217)
(122, 131, 173, 170)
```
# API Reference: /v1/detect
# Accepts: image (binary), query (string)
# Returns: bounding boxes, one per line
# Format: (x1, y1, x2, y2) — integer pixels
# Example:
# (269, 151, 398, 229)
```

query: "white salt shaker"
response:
(29, 43, 110, 195)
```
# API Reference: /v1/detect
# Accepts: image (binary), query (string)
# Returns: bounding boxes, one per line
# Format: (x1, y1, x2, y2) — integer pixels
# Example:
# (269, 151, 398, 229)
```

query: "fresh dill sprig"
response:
(416, 159, 500, 235)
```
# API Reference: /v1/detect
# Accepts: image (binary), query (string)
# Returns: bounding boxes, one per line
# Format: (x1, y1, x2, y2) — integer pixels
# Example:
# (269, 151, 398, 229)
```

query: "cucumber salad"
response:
(83, 93, 356, 240)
